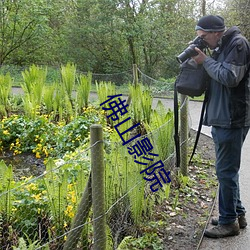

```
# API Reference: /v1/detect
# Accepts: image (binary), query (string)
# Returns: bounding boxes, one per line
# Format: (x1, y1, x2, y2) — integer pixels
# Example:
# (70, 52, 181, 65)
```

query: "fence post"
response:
(180, 94, 188, 176)
(63, 175, 92, 250)
(91, 124, 106, 250)
(126, 64, 138, 106)
(133, 64, 138, 85)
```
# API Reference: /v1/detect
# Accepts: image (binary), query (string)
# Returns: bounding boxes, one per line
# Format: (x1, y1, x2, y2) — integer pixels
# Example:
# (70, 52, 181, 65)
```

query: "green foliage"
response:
(145, 100, 175, 160)
(12, 176, 48, 240)
(43, 85, 56, 113)
(43, 159, 68, 230)
(76, 72, 92, 111)
(0, 73, 12, 116)
(21, 65, 47, 118)
(96, 81, 116, 106)
(0, 0, 52, 65)
(0, 161, 14, 222)
(13, 235, 46, 250)
(129, 84, 153, 125)
(61, 63, 76, 101)
(0, 110, 100, 157)
(0, 77, 177, 248)
(117, 233, 163, 250)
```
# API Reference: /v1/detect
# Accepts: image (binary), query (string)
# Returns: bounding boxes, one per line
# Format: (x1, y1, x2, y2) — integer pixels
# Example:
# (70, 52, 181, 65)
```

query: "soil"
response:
(159, 130, 217, 250)
(0, 152, 45, 180)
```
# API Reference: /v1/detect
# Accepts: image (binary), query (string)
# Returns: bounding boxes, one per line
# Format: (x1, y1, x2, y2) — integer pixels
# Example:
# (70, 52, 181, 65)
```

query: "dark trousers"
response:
(211, 126, 249, 225)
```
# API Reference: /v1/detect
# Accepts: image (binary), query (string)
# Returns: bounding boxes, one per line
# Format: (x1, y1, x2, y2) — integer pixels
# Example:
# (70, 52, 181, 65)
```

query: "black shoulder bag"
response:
(174, 58, 210, 168)
(175, 58, 208, 97)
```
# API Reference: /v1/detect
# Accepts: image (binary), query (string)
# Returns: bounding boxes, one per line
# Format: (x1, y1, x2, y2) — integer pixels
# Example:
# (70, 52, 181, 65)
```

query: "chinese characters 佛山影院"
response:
(100, 94, 171, 192)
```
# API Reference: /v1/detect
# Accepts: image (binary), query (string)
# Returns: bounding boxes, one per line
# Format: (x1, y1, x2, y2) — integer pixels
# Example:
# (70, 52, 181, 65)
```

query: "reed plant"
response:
(0, 161, 14, 223)
(43, 159, 69, 242)
(76, 72, 92, 113)
(105, 129, 150, 240)
(129, 84, 152, 125)
(52, 82, 74, 122)
(0, 73, 12, 117)
(96, 81, 116, 127)
(96, 81, 116, 106)
(43, 84, 55, 114)
(145, 100, 175, 161)
(21, 65, 47, 118)
(60, 63, 76, 103)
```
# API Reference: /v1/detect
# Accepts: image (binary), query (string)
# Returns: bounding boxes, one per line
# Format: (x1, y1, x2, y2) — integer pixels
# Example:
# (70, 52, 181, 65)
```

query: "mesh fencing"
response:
(0, 67, 190, 249)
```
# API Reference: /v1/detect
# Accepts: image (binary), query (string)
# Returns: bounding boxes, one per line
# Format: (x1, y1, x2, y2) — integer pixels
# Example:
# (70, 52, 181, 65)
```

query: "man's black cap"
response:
(195, 15, 225, 32)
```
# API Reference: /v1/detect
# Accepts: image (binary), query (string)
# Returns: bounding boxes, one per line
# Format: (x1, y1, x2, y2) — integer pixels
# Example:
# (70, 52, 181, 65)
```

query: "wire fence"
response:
(0, 65, 190, 249)
(0, 64, 175, 97)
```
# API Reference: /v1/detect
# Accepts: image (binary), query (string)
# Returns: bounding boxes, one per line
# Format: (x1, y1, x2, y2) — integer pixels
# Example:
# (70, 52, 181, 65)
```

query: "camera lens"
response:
(176, 37, 207, 63)
(176, 45, 198, 63)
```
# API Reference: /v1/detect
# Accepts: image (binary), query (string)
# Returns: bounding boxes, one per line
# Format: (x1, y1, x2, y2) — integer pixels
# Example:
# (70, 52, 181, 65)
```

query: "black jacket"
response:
(203, 26, 250, 128)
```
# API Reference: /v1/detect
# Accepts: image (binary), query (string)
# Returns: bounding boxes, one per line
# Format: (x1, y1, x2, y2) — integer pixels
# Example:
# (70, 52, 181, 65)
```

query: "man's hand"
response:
(192, 47, 207, 64)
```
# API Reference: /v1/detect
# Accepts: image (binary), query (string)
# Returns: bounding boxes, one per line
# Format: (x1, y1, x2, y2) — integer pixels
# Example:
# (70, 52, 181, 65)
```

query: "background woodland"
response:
(0, 0, 249, 80)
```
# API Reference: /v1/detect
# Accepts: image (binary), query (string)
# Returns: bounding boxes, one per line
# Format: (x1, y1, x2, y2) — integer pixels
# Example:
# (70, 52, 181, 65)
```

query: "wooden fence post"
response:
(63, 175, 92, 250)
(180, 94, 188, 176)
(91, 124, 106, 250)
(127, 64, 138, 106)
(133, 64, 138, 85)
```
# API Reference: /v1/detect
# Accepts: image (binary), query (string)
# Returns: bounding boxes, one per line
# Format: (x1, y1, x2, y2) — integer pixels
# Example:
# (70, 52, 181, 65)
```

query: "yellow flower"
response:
(65, 205, 74, 218)
(26, 183, 37, 191)
(71, 195, 76, 204)
(36, 152, 41, 159)
(3, 130, 9, 135)
(32, 193, 42, 201)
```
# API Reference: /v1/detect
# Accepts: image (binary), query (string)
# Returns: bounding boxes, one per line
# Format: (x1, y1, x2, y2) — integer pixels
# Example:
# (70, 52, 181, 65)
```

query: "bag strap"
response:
(189, 91, 208, 164)
(174, 80, 181, 168)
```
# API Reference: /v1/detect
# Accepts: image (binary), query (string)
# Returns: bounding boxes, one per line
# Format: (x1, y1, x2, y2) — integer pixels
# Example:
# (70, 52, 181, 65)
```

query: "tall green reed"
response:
(76, 72, 92, 113)
(61, 63, 76, 103)
(43, 84, 55, 114)
(145, 100, 174, 161)
(96, 81, 116, 106)
(43, 159, 68, 232)
(0, 73, 12, 117)
(129, 84, 152, 125)
(21, 65, 47, 118)
(96, 81, 116, 126)
(0, 161, 14, 222)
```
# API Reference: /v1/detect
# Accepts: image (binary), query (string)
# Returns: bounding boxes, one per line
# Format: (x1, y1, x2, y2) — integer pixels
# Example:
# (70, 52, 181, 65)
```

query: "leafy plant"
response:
(76, 72, 92, 112)
(96, 81, 116, 107)
(0, 161, 14, 222)
(13, 236, 43, 250)
(129, 83, 152, 125)
(12, 176, 49, 241)
(145, 100, 174, 161)
(0, 73, 12, 117)
(43, 84, 55, 114)
(60, 62, 76, 103)
(117, 233, 163, 250)
(21, 65, 47, 118)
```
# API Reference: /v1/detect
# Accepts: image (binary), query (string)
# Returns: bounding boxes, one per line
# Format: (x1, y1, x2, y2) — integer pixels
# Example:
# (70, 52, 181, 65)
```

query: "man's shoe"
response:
(204, 222, 240, 238)
(211, 214, 247, 229)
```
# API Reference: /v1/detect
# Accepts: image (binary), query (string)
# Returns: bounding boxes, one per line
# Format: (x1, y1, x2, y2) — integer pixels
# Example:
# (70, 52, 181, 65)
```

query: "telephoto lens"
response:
(176, 36, 208, 63)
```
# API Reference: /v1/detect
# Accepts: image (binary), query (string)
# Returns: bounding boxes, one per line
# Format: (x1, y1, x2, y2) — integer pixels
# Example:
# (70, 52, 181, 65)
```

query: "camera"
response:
(176, 36, 208, 64)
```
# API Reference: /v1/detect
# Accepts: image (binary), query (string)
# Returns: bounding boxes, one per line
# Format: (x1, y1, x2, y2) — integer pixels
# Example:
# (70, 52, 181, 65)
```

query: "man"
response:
(192, 15, 250, 238)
